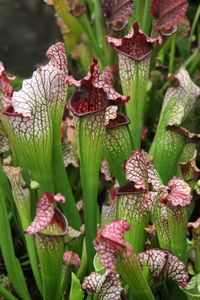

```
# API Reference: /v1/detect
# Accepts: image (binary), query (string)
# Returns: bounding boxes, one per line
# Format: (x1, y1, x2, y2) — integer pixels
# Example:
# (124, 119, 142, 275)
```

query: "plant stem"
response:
(93, 0, 107, 53)
(134, 0, 143, 23)
(188, 51, 200, 75)
(169, 34, 176, 73)
(77, 239, 88, 282)
(150, 37, 169, 70)
(117, 255, 155, 300)
(142, 0, 152, 34)
(188, 5, 200, 52)
(52, 107, 81, 230)
(183, 49, 200, 69)
(0, 286, 18, 300)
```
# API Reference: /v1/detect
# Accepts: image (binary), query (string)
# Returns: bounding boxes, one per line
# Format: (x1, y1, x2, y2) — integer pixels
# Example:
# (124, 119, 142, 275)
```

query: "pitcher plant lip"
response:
(0, 62, 15, 92)
(161, 68, 200, 125)
(3, 105, 25, 117)
(178, 150, 200, 180)
(166, 68, 200, 106)
(3, 166, 27, 194)
(95, 218, 131, 250)
(3, 165, 24, 182)
(138, 248, 189, 287)
(2, 42, 68, 118)
(67, 58, 129, 117)
(150, 0, 188, 36)
(104, 105, 118, 126)
(63, 251, 81, 269)
(116, 182, 146, 195)
(160, 177, 192, 207)
(124, 150, 149, 190)
(82, 270, 123, 299)
(94, 219, 133, 271)
(107, 22, 161, 61)
(102, 0, 134, 31)
(68, 0, 86, 17)
(25, 192, 68, 237)
(101, 159, 113, 182)
(0, 62, 15, 108)
(106, 113, 130, 129)
(188, 218, 200, 230)
(32, 207, 68, 237)
(167, 125, 200, 143)
(124, 149, 164, 191)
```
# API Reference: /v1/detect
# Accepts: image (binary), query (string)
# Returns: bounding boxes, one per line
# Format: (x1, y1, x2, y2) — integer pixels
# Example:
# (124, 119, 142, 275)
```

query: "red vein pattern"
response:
(107, 23, 160, 61)
(138, 249, 189, 287)
(63, 251, 81, 268)
(25, 192, 65, 234)
(67, 58, 129, 117)
(94, 219, 133, 271)
(102, 0, 134, 31)
(82, 271, 123, 299)
(150, 0, 188, 35)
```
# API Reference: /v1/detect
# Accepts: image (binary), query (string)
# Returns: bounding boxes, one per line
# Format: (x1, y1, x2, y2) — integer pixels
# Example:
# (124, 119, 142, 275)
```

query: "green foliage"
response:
(69, 273, 84, 300)
(0, 0, 200, 299)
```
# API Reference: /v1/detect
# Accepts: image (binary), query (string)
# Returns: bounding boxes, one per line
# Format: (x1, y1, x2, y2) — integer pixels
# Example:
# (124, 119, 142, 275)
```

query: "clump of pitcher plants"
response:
(0, 0, 200, 299)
